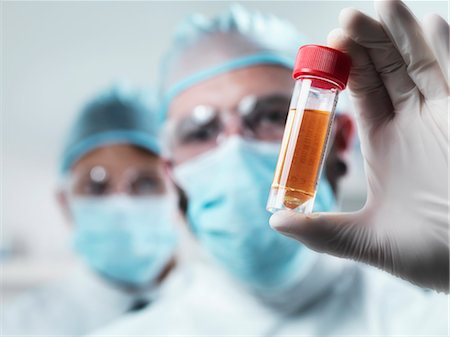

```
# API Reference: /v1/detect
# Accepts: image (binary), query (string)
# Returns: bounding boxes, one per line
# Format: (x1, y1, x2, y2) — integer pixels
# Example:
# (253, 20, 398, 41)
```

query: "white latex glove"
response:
(270, 0, 450, 293)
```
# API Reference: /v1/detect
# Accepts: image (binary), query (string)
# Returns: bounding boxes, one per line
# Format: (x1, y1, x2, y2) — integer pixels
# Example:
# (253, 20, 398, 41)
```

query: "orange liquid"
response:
(271, 108, 332, 209)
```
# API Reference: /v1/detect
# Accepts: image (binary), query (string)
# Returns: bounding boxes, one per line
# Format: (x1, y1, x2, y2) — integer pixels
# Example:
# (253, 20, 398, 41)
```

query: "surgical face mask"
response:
(70, 195, 178, 287)
(173, 136, 335, 289)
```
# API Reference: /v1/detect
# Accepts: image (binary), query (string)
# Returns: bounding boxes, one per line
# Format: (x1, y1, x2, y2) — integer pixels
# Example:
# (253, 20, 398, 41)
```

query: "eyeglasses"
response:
(66, 165, 168, 197)
(165, 94, 291, 162)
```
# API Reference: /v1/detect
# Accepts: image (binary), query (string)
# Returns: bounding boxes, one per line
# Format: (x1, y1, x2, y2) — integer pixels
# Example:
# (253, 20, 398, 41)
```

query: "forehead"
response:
(71, 144, 161, 174)
(168, 65, 294, 121)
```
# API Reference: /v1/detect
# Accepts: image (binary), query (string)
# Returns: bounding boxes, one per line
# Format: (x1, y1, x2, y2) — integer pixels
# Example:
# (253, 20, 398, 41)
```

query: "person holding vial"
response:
(3, 85, 182, 336)
(89, 3, 448, 336)
(270, 0, 449, 294)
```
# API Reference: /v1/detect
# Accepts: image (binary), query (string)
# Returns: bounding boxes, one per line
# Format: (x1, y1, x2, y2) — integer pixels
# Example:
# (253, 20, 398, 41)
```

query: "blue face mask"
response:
(70, 195, 178, 287)
(173, 137, 335, 289)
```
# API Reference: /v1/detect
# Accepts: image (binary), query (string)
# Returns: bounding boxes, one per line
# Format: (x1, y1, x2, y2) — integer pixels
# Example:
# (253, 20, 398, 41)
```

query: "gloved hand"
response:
(270, 0, 450, 293)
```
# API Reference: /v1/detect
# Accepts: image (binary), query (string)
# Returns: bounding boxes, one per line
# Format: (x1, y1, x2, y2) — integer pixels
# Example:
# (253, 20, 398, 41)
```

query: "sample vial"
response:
(267, 45, 351, 214)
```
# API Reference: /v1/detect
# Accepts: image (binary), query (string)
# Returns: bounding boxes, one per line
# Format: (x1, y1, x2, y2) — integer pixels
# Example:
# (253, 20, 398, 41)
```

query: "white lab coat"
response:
(2, 263, 173, 336)
(89, 254, 448, 336)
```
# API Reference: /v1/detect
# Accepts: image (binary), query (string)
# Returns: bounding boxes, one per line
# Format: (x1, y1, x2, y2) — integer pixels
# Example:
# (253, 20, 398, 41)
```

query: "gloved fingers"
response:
(327, 28, 394, 135)
(270, 210, 375, 263)
(375, 0, 448, 99)
(422, 14, 450, 87)
(339, 7, 418, 109)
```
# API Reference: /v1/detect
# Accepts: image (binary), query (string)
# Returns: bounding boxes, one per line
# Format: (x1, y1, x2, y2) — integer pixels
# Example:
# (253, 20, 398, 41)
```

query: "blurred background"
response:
(2, 0, 448, 300)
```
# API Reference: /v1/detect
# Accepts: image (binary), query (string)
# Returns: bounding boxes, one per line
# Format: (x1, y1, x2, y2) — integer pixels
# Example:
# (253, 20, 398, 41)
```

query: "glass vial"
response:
(267, 45, 351, 214)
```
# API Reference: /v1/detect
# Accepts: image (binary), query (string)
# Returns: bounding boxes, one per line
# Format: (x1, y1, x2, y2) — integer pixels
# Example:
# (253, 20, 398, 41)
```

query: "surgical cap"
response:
(159, 4, 308, 114)
(60, 85, 161, 174)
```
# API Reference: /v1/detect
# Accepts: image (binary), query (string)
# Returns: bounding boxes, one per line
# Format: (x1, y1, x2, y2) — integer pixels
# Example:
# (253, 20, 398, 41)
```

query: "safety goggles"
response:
(164, 94, 291, 162)
(65, 165, 168, 197)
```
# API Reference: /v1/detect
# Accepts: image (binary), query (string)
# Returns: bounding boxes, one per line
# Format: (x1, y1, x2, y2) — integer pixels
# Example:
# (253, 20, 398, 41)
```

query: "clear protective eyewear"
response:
(164, 94, 291, 161)
(65, 165, 169, 198)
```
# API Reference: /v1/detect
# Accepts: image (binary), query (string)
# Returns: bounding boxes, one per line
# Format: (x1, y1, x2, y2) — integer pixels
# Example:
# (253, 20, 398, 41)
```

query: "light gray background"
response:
(1, 1, 448, 288)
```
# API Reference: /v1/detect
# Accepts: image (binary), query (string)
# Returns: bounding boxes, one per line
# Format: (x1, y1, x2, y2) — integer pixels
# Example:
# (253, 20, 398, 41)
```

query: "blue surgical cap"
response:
(158, 4, 308, 116)
(60, 85, 161, 174)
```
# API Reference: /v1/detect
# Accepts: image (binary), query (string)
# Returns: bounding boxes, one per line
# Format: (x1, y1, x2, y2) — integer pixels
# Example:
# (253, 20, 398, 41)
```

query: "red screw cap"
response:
(293, 45, 352, 90)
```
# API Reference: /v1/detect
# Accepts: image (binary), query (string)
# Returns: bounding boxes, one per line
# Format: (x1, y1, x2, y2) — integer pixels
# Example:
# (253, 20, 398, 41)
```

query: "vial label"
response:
(271, 108, 331, 209)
